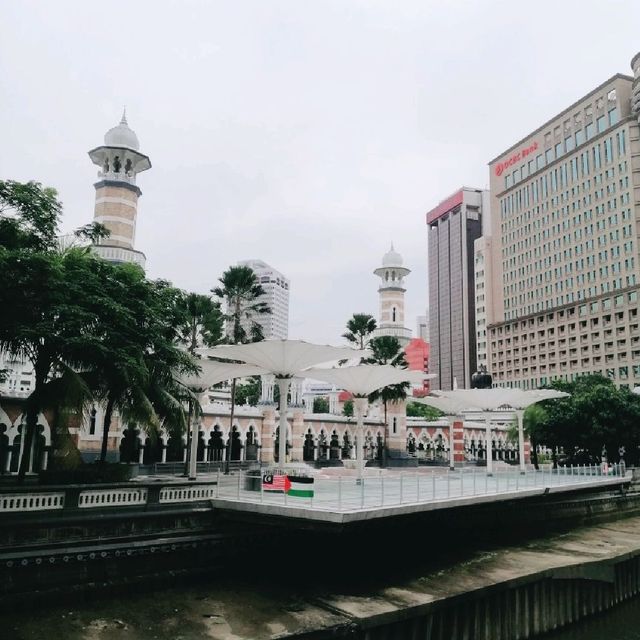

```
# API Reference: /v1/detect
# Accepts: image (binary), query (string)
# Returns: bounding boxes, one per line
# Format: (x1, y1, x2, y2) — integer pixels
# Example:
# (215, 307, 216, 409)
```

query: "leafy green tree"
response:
(234, 376, 261, 406)
(178, 292, 223, 354)
(342, 313, 377, 350)
(365, 336, 410, 422)
(532, 375, 640, 465)
(313, 396, 330, 413)
(87, 265, 196, 462)
(342, 398, 354, 417)
(0, 180, 195, 476)
(0, 181, 113, 479)
(406, 401, 443, 420)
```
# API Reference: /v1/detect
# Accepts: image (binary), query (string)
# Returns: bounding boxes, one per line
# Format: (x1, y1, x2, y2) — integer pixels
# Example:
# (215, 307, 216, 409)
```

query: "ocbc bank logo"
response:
(495, 141, 539, 177)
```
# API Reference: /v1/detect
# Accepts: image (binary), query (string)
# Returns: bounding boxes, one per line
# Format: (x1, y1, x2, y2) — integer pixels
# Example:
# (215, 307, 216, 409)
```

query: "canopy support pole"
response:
(277, 377, 291, 468)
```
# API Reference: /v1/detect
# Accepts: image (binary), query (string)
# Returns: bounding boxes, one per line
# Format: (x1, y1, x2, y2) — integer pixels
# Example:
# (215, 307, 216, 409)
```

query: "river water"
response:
(545, 596, 640, 640)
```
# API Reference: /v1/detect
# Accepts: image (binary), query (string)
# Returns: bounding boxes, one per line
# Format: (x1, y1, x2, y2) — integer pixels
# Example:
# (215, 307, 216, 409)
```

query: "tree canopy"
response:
(365, 335, 410, 421)
(0, 180, 197, 477)
(530, 375, 640, 465)
(342, 313, 377, 350)
(213, 265, 270, 344)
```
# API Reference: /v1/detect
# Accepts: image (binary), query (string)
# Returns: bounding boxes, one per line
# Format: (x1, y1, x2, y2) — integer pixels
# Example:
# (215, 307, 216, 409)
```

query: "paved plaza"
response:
(206, 465, 628, 521)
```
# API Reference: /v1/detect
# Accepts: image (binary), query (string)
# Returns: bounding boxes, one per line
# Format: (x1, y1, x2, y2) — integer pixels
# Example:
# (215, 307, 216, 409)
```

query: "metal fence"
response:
(214, 464, 627, 512)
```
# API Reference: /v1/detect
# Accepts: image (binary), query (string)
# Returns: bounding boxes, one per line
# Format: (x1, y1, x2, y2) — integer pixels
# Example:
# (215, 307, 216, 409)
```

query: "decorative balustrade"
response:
(0, 492, 65, 512)
(159, 485, 217, 503)
(78, 487, 148, 508)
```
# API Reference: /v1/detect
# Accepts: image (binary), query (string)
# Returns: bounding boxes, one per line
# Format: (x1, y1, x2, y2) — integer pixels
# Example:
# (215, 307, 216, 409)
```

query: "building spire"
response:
(120, 106, 128, 125)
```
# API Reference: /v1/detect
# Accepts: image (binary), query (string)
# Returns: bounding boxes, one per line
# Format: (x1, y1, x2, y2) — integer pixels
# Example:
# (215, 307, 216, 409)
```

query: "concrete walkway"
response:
(211, 468, 629, 523)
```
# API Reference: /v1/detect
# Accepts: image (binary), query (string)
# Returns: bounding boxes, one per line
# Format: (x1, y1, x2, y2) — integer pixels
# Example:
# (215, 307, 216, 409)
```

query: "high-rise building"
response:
(416, 314, 429, 342)
(427, 187, 488, 389)
(237, 259, 290, 339)
(370, 244, 412, 346)
(487, 54, 640, 389)
(88, 110, 151, 268)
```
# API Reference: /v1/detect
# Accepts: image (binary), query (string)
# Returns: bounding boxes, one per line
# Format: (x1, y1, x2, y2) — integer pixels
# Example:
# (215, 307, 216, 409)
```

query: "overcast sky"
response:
(1, 1, 638, 344)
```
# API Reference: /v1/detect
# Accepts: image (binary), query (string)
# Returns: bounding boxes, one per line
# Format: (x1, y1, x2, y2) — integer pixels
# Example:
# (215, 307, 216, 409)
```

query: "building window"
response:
(597, 115, 607, 133)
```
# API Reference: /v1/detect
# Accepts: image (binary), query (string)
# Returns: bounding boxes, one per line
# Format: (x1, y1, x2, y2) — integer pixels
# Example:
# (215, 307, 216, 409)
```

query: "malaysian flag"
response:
(262, 473, 291, 493)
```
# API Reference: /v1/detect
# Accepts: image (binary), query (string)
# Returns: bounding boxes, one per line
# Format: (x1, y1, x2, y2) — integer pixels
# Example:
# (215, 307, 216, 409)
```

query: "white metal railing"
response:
(159, 485, 217, 503)
(0, 492, 65, 512)
(78, 488, 148, 508)
(92, 245, 146, 267)
(0, 464, 627, 514)
(214, 464, 627, 512)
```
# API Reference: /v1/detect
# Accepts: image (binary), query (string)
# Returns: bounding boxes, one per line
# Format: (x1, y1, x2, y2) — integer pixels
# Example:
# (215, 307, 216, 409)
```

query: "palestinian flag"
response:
(287, 475, 314, 498)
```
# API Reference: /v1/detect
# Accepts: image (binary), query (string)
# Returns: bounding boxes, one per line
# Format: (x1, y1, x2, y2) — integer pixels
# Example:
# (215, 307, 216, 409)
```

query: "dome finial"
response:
(390, 242, 395, 252)
(120, 106, 128, 125)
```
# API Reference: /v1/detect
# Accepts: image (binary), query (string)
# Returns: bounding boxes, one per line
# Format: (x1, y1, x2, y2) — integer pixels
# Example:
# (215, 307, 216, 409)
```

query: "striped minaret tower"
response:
(88, 110, 151, 268)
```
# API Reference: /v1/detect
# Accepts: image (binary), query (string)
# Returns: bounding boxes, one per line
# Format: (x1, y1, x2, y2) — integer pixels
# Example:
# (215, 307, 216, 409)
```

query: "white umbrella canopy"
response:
(306, 364, 434, 479)
(306, 364, 432, 397)
(431, 388, 569, 411)
(177, 359, 269, 392)
(202, 340, 364, 468)
(411, 394, 469, 416)
(202, 339, 364, 376)
(431, 387, 569, 474)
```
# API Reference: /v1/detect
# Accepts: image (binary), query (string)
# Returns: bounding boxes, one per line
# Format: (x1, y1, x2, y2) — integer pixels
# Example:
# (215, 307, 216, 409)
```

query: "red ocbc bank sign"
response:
(494, 142, 538, 177)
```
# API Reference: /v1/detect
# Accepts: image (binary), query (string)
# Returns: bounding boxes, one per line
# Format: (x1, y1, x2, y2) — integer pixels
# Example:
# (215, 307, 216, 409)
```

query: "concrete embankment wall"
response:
(320, 557, 640, 640)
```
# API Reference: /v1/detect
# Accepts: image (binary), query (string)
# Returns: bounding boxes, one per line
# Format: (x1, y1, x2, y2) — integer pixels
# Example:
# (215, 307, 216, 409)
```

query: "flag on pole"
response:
(287, 475, 314, 498)
(262, 473, 291, 493)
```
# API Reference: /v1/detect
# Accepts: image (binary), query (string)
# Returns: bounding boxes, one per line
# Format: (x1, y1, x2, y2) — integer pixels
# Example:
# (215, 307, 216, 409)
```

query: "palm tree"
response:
(178, 293, 223, 354)
(342, 314, 377, 350)
(366, 336, 410, 423)
(213, 265, 271, 471)
(212, 266, 270, 344)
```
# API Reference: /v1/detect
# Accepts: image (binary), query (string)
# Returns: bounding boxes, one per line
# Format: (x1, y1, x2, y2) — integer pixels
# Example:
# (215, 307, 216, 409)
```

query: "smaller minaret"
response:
(372, 244, 412, 346)
(88, 110, 151, 267)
